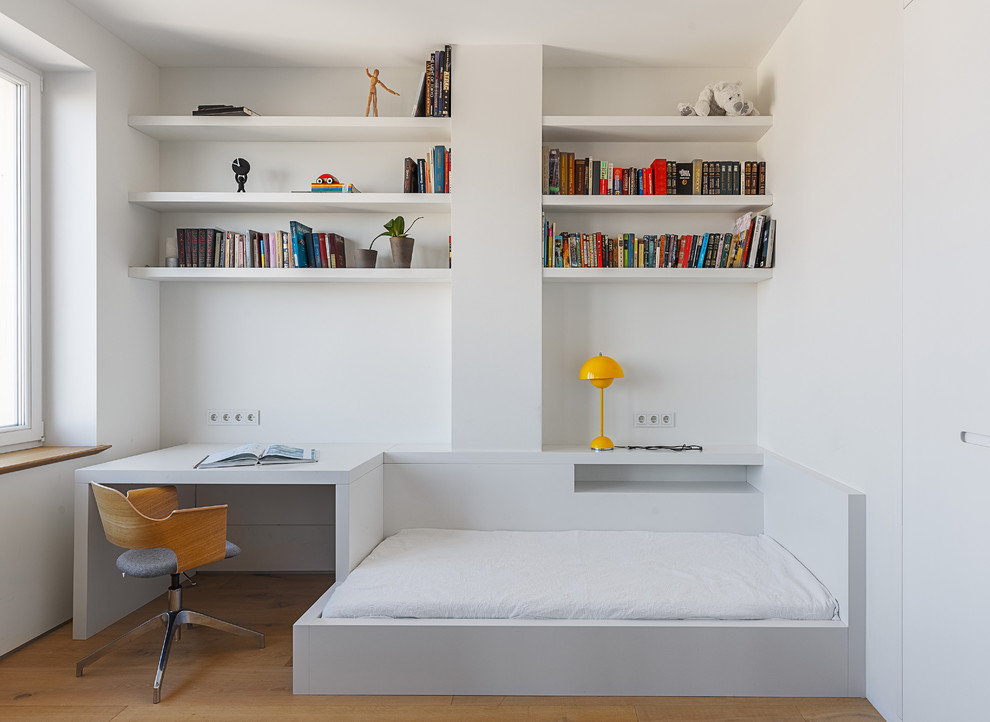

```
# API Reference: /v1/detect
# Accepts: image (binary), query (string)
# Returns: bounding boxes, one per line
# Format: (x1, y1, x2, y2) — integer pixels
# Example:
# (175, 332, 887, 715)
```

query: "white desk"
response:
(73, 443, 388, 639)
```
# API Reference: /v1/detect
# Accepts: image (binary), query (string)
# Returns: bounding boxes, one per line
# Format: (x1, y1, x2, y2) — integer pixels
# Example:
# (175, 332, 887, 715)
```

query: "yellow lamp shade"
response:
(579, 354, 624, 389)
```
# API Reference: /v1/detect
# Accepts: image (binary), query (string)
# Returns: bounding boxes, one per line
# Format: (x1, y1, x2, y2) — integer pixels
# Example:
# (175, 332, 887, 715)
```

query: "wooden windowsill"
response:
(0, 445, 112, 475)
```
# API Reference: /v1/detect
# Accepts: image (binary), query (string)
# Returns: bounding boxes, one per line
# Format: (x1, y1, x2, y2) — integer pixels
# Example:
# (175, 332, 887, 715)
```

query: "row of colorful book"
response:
(412, 45, 451, 117)
(175, 222, 348, 269)
(403, 145, 450, 193)
(542, 213, 775, 270)
(543, 151, 766, 197)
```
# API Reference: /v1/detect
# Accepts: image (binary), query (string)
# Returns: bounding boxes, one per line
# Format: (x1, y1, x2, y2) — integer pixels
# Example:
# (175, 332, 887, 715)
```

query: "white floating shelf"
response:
(129, 115, 452, 142)
(128, 192, 451, 213)
(543, 268, 773, 283)
(128, 267, 451, 283)
(542, 115, 773, 143)
(542, 194, 772, 213)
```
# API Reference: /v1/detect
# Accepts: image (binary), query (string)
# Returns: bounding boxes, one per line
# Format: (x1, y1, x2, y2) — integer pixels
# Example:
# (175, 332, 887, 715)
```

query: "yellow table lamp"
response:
(579, 353, 624, 451)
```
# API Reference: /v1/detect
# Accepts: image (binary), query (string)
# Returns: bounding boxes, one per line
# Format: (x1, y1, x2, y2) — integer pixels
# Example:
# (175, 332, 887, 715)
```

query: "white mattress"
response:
(321, 529, 839, 621)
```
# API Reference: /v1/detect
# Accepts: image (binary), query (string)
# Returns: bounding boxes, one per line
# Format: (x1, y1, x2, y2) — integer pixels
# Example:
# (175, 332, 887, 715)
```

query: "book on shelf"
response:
(174, 224, 353, 270)
(289, 220, 312, 268)
(194, 443, 320, 469)
(541, 213, 776, 271)
(402, 146, 450, 193)
(416, 45, 451, 117)
(541, 149, 767, 197)
(191, 104, 259, 116)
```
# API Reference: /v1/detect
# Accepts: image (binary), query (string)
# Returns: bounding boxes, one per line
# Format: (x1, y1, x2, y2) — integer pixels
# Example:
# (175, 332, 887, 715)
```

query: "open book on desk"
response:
(195, 443, 320, 469)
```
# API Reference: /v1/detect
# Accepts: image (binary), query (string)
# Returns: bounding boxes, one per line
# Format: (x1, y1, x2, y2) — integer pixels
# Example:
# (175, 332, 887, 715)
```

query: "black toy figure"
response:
(232, 157, 250, 192)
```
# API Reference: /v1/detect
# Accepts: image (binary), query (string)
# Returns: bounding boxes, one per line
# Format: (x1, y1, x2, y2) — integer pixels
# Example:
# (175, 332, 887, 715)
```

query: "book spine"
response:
(443, 44, 451, 117)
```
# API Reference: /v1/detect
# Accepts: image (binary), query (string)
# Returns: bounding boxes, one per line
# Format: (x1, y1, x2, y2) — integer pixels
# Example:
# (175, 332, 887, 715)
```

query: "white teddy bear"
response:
(678, 81, 759, 117)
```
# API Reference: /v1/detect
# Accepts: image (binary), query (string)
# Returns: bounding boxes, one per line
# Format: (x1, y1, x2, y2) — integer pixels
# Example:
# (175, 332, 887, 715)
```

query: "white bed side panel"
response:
(748, 451, 865, 695)
(384, 463, 763, 534)
(334, 464, 384, 580)
(295, 618, 848, 696)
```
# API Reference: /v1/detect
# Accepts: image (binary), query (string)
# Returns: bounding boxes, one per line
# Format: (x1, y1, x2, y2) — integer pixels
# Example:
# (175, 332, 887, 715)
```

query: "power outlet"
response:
(659, 412, 675, 427)
(207, 409, 260, 425)
(634, 412, 660, 427)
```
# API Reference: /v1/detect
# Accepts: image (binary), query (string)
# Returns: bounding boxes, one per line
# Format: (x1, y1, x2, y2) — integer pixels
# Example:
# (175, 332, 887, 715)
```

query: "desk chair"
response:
(76, 482, 265, 703)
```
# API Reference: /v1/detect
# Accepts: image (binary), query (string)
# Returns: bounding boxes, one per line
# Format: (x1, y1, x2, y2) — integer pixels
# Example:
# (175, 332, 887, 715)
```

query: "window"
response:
(0, 53, 42, 451)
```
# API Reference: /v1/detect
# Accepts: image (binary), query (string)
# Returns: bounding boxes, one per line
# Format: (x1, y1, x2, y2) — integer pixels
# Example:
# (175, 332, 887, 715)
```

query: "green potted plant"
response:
(353, 215, 422, 269)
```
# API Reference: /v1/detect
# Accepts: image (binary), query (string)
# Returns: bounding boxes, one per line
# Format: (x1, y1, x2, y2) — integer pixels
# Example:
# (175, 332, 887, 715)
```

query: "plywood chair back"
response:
(90, 482, 229, 574)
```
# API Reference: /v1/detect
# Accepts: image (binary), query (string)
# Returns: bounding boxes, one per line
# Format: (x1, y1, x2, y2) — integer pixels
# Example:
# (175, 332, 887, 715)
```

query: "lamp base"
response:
(590, 436, 615, 451)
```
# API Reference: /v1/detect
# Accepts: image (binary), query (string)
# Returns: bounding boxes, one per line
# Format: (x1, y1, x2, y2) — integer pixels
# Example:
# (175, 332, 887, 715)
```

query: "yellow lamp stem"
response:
(580, 354, 623, 452)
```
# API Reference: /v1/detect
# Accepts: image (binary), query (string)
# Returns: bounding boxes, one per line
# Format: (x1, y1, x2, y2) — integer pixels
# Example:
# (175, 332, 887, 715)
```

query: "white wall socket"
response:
(207, 409, 260, 425)
(634, 411, 675, 427)
(634, 412, 660, 427)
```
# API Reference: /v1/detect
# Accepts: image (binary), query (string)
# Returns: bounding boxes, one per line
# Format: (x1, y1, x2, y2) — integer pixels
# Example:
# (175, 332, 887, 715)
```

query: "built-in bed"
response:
(293, 449, 865, 697)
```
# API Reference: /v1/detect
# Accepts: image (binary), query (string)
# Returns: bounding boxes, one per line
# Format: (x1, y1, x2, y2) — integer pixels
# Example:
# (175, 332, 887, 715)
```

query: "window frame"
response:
(0, 52, 43, 452)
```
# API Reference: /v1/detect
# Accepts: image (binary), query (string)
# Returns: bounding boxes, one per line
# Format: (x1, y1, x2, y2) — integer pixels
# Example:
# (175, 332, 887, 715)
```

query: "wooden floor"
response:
(0, 574, 886, 721)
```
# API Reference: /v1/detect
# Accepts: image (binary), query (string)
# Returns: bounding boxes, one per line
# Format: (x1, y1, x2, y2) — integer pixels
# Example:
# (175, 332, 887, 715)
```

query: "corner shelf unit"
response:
(128, 267, 451, 283)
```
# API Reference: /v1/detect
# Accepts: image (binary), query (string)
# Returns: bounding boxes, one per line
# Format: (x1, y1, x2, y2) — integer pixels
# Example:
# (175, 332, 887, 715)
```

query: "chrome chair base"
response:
(76, 574, 264, 704)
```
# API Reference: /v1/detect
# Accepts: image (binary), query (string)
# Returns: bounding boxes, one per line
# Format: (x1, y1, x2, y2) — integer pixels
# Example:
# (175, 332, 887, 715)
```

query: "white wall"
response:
(0, 0, 159, 655)
(756, 1, 903, 719)
(902, 2, 990, 720)
(450, 45, 544, 450)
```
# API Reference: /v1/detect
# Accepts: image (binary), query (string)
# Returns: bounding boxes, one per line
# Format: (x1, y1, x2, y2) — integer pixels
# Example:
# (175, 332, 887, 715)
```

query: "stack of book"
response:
(175, 223, 348, 269)
(543, 150, 766, 196)
(413, 45, 451, 117)
(542, 213, 775, 270)
(191, 104, 259, 116)
(403, 145, 450, 193)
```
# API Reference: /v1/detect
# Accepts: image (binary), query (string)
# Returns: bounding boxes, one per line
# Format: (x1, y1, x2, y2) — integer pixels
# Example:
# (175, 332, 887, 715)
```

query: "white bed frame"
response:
(293, 448, 865, 696)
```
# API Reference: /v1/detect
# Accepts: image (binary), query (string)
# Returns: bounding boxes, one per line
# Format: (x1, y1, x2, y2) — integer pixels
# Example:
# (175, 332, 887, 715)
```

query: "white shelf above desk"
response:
(129, 115, 452, 143)
(129, 191, 451, 214)
(129, 267, 452, 284)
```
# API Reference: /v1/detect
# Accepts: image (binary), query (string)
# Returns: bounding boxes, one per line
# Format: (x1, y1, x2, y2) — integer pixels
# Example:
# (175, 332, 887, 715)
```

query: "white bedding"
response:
(321, 529, 838, 621)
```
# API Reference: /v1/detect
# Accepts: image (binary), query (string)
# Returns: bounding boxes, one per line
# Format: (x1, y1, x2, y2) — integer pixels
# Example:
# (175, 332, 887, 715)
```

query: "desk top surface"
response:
(75, 443, 390, 485)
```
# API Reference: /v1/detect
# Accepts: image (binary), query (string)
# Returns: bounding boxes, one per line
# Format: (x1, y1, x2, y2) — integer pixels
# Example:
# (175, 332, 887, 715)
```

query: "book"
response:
(289, 220, 312, 268)
(195, 443, 320, 469)
(676, 162, 693, 195)
(411, 71, 427, 117)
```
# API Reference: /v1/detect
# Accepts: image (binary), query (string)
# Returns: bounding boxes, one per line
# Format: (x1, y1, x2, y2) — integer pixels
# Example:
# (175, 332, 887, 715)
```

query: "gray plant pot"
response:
(389, 236, 414, 268)
(351, 248, 378, 268)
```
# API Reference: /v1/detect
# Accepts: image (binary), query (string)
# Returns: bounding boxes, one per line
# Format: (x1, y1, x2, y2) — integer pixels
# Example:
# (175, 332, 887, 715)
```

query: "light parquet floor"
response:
(0, 573, 885, 721)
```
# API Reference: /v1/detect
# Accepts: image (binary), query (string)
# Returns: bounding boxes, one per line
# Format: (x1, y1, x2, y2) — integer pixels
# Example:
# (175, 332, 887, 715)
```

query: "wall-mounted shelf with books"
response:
(128, 192, 451, 214)
(128, 115, 452, 143)
(542, 115, 772, 143)
(542, 195, 772, 214)
(128, 267, 451, 284)
(543, 268, 772, 283)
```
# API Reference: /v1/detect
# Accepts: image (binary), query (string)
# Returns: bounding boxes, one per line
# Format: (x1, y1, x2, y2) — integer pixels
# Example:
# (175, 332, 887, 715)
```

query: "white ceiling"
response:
(63, 0, 802, 68)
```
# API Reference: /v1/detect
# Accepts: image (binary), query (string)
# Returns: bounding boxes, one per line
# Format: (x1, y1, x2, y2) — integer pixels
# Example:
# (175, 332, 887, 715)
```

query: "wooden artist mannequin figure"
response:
(365, 67, 399, 117)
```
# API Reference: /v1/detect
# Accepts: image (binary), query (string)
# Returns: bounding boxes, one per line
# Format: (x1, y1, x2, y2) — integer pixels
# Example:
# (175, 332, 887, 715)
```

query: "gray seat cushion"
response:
(116, 540, 241, 578)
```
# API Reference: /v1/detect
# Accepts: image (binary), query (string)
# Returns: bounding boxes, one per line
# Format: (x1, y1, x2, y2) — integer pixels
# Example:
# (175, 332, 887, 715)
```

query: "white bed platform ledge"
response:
(293, 447, 865, 697)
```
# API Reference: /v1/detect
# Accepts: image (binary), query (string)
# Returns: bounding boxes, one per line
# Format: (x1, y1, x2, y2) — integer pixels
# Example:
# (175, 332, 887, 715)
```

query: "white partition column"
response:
(450, 45, 543, 450)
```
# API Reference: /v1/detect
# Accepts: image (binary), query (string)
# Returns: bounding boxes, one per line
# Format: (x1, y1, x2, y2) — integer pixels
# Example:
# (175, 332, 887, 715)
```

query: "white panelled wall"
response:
(756, 0, 904, 719)
(902, 2, 990, 721)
